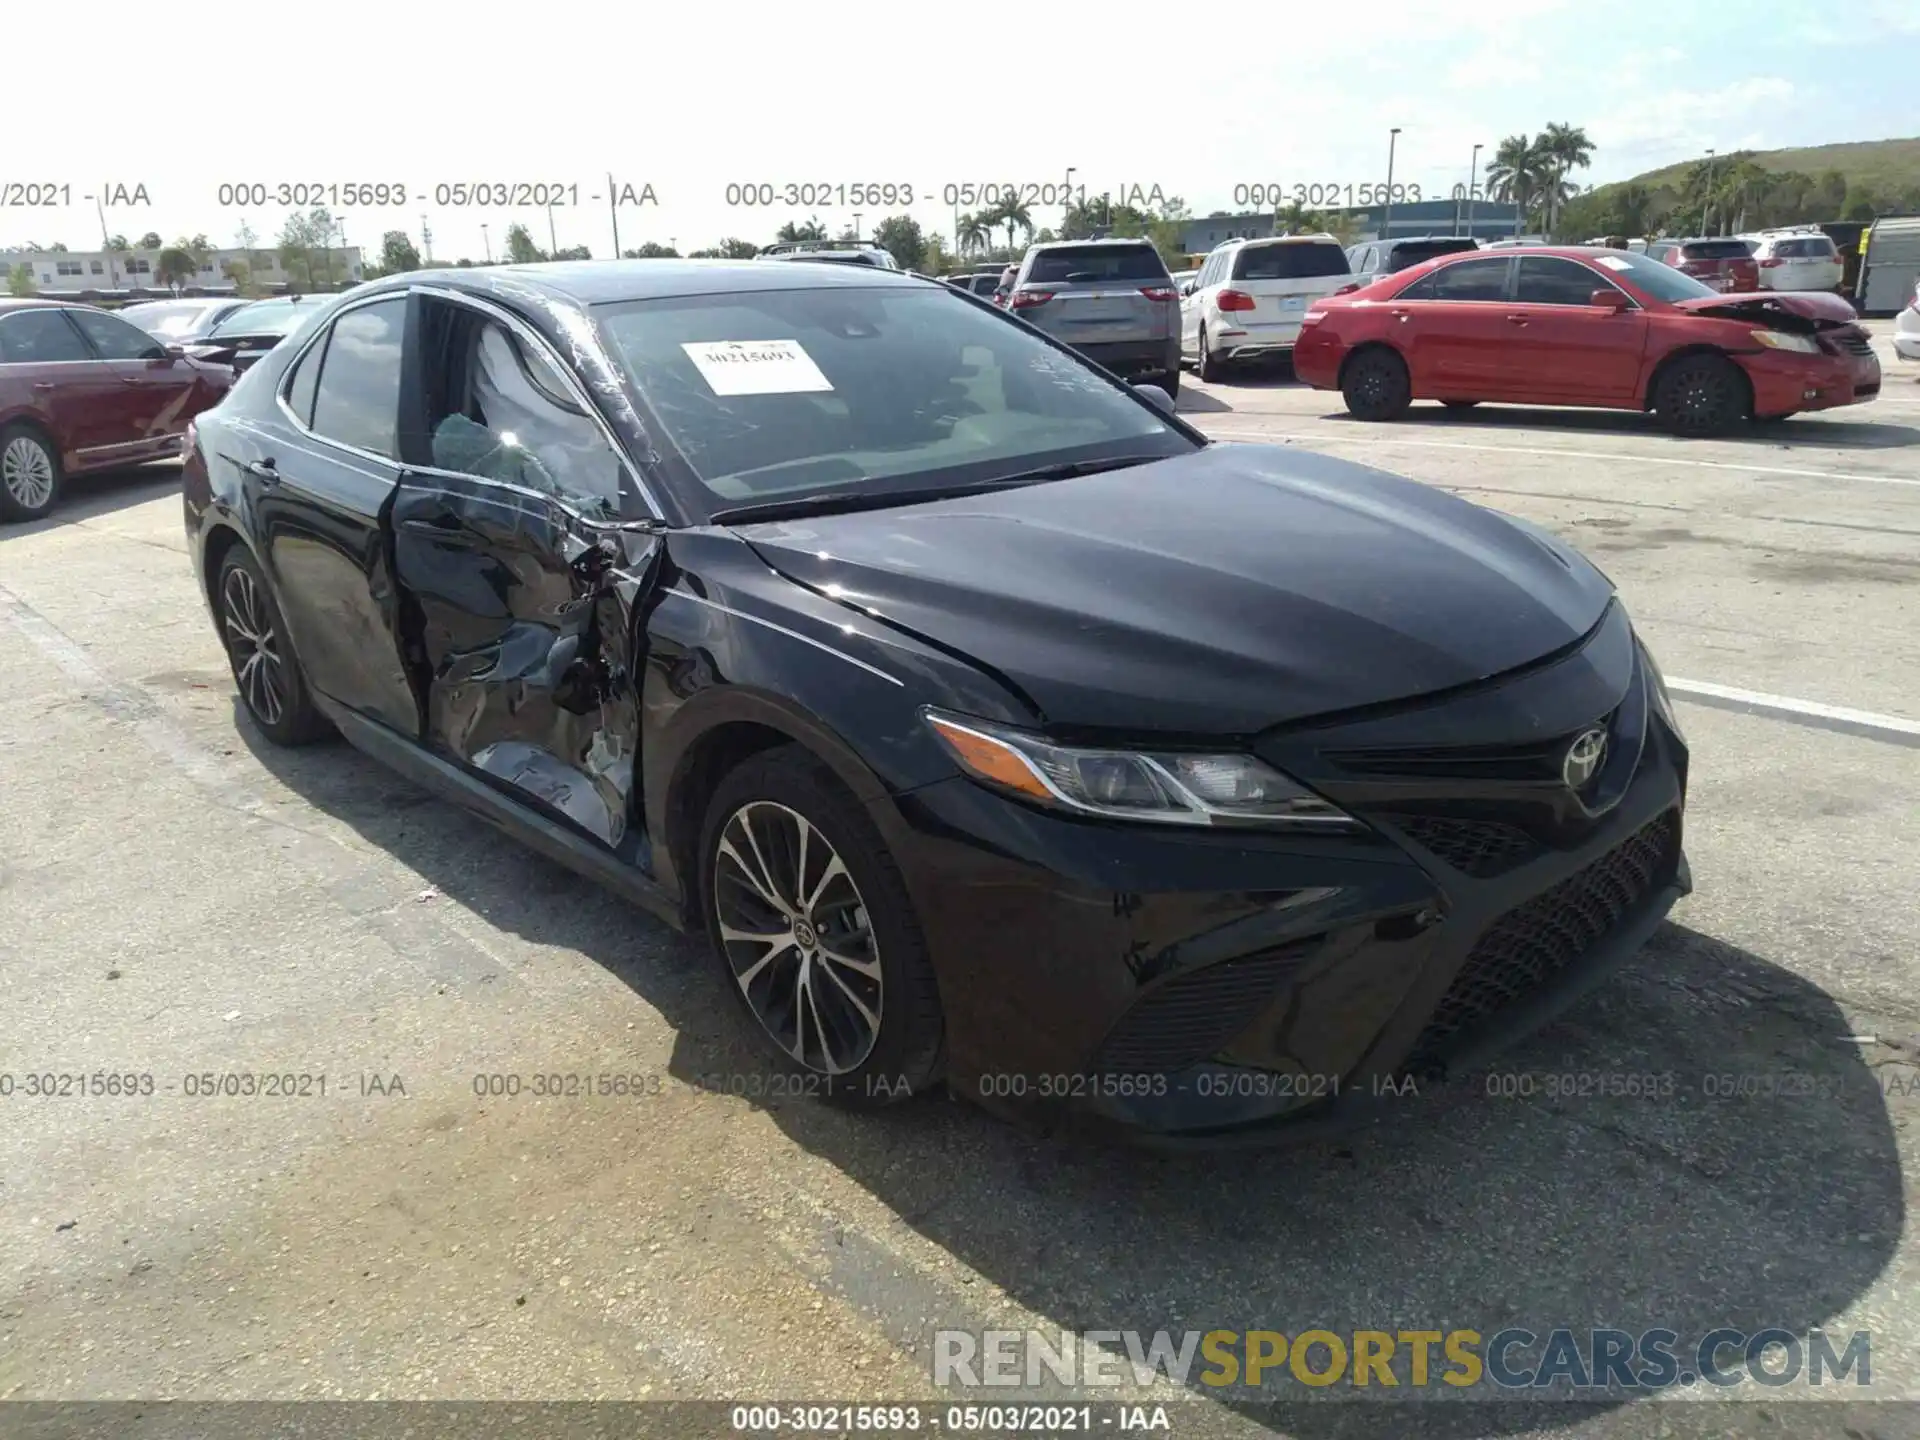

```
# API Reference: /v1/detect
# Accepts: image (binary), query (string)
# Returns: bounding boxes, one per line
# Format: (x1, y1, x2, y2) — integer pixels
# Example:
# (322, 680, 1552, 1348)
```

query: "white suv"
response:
(1179, 234, 1352, 381)
(1745, 229, 1844, 293)
(1895, 276, 1920, 363)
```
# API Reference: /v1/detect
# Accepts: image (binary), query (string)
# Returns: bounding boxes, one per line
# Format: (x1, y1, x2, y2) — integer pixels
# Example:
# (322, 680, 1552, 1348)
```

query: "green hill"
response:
(1619, 137, 1920, 196)
(1559, 137, 1920, 238)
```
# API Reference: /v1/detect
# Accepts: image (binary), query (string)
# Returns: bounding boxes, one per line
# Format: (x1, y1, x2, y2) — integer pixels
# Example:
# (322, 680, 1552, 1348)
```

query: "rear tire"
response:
(1655, 354, 1749, 437)
(699, 746, 945, 1109)
(1341, 348, 1412, 421)
(1196, 325, 1223, 383)
(0, 424, 62, 523)
(216, 547, 333, 746)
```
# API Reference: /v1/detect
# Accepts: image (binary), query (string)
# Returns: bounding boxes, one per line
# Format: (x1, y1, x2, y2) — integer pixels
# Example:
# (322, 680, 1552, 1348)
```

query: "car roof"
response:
(0, 298, 76, 314)
(1221, 233, 1342, 247)
(378, 258, 928, 305)
(1025, 238, 1155, 251)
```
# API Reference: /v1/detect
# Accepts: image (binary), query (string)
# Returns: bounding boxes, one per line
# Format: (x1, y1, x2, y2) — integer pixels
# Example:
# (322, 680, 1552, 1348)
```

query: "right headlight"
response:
(1749, 328, 1822, 354)
(924, 710, 1360, 830)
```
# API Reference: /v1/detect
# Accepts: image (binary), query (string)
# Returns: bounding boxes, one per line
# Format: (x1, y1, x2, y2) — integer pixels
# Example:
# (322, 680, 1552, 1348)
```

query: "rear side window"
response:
(282, 334, 326, 427)
(1232, 243, 1349, 280)
(0, 309, 93, 363)
(1682, 240, 1753, 260)
(68, 309, 165, 360)
(1387, 240, 1477, 271)
(308, 298, 407, 458)
(1403, 256, 1511, 301)
(1026, 245, 1168, 284)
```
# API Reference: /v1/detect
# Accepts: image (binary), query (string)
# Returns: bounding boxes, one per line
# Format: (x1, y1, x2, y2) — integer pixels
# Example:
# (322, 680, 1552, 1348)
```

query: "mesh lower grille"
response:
(1096, 943, 1315, 1074)
(1403, 810, 1677, 1074)
(1395, 816, 1541, 878)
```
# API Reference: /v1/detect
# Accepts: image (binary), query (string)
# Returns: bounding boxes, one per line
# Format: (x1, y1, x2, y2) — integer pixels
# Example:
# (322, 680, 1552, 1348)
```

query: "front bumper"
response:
(1740, 342, 1880, 415)
(877, 606, 1692, 1146)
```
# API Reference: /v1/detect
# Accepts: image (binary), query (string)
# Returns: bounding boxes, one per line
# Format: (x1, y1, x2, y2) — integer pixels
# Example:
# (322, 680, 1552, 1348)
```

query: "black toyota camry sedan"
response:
(182, 259, 1692, 1145)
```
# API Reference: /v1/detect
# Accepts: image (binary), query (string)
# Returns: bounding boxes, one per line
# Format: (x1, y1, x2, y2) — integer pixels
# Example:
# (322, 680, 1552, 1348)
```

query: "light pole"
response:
(1467, 143, 1482, 240)
(1702, 148, 1717, 236)
(1381, 128, 1402, 242)
(853, 213, 863, 241)
(1064, 166, 1077, 233)
(546, 202, 559, 257)
(608, 172, 621, 259)
(481, 224, 492, 263)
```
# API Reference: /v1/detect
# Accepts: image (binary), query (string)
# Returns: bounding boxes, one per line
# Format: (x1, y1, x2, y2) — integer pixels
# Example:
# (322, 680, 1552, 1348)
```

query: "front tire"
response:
(1342, 348, 1412, 421)
(0, 425, 62, 522)
(216, 548, 332, 746)
(699, 746, 944, 1107)
(1656, 354, 1748, 437)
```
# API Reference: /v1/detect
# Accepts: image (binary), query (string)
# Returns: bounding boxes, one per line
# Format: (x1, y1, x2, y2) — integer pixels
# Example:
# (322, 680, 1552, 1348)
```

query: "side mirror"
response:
(1133, 382, 1175, 415)
(1590, 288, 1629, 311)
(1180, 282, 1195, 297)
(163, 344, 186, 359)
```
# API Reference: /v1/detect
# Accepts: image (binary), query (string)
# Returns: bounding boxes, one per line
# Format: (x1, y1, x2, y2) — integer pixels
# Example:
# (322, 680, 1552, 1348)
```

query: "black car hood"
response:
(734, 445, 1614, 735)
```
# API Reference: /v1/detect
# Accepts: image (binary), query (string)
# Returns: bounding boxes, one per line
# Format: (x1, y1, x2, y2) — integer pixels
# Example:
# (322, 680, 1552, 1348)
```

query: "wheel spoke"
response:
(717, 834, 787, 914)
(804, 853, 848, 915)
(815, 954, 880, 1031)
(720, 923, 797, 990)
(815, 938, 880, 981)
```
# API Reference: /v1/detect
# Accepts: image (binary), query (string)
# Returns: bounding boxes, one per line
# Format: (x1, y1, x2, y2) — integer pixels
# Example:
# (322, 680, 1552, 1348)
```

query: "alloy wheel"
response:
(2, 436, 54, 512)
(713, 800, 882, 1075)
(221, 565, 287, 727)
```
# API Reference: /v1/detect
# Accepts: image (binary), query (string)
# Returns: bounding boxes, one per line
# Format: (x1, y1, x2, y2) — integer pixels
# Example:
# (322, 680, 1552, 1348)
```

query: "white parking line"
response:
(1199, 429, 1920, 489)
(1667, 678, 1920, 748)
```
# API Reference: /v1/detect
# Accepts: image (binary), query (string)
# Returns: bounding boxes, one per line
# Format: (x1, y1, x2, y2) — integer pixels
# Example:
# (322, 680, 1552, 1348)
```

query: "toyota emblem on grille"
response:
(1562, 728, 1608, 790)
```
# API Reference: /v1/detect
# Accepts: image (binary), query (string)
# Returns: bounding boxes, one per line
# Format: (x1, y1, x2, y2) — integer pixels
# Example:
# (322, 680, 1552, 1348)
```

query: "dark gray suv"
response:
(1004, 240, 1181, 396)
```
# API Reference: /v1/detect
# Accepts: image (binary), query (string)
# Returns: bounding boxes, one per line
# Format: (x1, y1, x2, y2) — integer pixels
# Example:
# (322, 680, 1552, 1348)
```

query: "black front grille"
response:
(1403, 810, 1678, 1074)
(1096, 942, 1317, 1074)
(1394, 816, 1541, 878)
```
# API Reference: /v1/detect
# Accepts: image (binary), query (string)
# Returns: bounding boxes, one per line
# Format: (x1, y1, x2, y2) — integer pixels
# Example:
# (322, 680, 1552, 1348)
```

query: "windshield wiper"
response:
(708, 454, 1167, 526)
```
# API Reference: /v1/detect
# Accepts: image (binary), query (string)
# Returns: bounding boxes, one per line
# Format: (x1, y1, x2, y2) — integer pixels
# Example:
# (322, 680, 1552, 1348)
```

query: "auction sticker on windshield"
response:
(682, 339, 833, 395)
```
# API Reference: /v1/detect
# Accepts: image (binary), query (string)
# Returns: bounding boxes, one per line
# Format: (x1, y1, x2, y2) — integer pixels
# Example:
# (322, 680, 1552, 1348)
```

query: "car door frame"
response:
(1502, 255, 1650, 405)
(1390, 254, 1517, 397)
(236, 288, 425, 738)
(67, 306, 204, 456)
(384, 282, 668, 862)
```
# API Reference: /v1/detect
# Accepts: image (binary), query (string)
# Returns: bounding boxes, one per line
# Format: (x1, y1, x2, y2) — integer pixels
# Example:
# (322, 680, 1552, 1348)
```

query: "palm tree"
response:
(1538, 123, 1595, 234)
(957, 211, 992, 256)
(1486, 134, 1550, 237)
(1614, 183, 1655, 238)
(989, 192, 1033, 254)
(1274, 200, 1313, 235)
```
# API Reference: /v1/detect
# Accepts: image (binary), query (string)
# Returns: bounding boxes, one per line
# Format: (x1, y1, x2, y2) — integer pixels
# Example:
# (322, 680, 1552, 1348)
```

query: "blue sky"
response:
(7, 0, 1914, 262)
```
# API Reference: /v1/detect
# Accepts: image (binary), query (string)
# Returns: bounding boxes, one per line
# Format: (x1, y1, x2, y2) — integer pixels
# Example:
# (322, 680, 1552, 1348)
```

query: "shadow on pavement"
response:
(236, 719, 1904, 1439)
(0, 461, 182, 539)
(1323, 404, 1918, 451)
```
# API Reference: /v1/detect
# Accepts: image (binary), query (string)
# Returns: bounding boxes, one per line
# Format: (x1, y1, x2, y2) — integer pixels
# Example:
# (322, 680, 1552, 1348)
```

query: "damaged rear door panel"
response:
(390, 471, 660, 859)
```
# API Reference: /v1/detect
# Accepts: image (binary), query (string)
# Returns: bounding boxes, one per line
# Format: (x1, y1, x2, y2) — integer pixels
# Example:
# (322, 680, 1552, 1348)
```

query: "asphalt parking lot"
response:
(2, 324, 1917, 1440)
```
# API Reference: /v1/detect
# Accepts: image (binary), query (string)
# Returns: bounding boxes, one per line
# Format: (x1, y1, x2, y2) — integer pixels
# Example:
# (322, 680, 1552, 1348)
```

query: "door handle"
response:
(1505, 314, 1528, 325)
(1389, 308, 1410, 323)
(32, 381, 54, 391)
(246, 459, 281, 485)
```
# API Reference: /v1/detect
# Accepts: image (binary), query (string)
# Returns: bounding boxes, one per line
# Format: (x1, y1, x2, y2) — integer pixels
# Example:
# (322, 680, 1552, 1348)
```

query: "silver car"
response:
(1004, 240, 1181, 396)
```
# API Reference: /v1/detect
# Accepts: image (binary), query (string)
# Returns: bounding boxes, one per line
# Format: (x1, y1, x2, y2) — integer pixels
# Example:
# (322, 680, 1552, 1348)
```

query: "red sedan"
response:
(1, 299, 234, 521)
(1292, 246, 1880, 436)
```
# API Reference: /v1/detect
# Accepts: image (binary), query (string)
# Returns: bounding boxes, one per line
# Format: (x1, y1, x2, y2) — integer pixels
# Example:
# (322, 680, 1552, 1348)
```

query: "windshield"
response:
(122, 303, 220, 337)
(1681, 240, 1755, 260)
(210, 300, 319, 338)
(1589, 251, 1721, 302)
(593, 284, 1194, 517)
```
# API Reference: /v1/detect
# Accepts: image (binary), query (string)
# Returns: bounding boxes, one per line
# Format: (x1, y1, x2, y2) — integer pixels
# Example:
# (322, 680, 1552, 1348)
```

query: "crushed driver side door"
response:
(389, 472, 661, 860)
